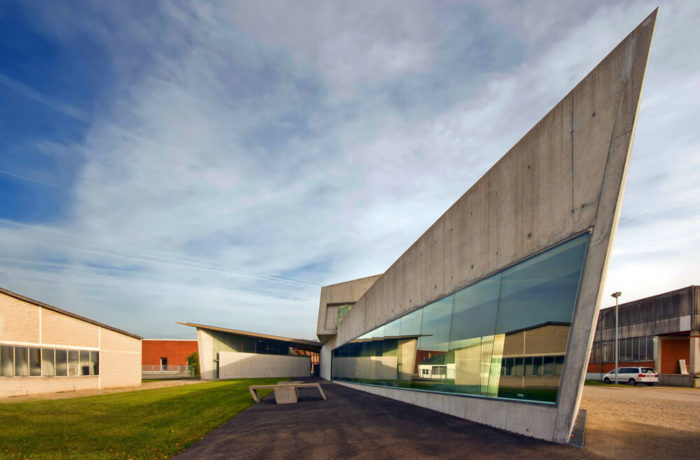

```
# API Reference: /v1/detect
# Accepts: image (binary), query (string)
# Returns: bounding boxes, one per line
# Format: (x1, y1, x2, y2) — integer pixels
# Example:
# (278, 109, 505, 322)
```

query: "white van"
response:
(603, 367, 658, 385)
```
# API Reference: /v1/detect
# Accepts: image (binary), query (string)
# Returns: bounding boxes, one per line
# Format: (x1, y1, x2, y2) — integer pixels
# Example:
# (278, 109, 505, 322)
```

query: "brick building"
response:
(142, 339, 198, 378)
(0, 287, 142, 398)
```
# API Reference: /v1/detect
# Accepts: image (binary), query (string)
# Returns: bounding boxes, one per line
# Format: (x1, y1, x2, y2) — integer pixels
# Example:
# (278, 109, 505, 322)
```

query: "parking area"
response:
(581, 384, 700, 432)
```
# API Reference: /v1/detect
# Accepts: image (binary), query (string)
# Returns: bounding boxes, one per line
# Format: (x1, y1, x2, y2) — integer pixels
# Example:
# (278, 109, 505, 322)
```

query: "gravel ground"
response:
(580, 385, 700, 432)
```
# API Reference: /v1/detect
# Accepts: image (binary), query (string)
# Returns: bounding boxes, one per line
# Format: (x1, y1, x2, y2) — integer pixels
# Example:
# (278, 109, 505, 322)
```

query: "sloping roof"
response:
(0, 287, 142, 340)
(178, 322, 321, 348)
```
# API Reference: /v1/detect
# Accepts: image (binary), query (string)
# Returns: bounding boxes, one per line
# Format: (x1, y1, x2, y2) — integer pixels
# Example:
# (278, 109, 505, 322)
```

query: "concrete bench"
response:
(248, 381, 327, 404)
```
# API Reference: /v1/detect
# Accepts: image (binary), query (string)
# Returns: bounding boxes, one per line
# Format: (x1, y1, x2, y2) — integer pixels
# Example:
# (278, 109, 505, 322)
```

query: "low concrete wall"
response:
(218, 352, 310, 379)
(336, 381, 559, 441)
(659, 374, 693, 387)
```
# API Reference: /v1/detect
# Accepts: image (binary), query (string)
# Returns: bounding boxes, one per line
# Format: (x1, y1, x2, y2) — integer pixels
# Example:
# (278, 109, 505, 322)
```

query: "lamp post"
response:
(612, 291, 622, 383)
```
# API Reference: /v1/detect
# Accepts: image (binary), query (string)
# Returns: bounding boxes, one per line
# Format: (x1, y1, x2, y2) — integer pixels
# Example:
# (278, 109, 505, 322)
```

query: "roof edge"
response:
(0, 287, 142, 340)
(178, 322, 321, 347)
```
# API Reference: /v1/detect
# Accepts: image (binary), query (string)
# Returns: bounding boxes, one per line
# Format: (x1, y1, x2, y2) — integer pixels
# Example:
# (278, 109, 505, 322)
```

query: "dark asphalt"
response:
(174, 379, 595, 460)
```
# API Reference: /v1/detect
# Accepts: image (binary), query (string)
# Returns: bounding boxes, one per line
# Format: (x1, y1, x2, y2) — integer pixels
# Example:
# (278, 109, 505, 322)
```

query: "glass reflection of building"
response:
(332, 233, 589, 404)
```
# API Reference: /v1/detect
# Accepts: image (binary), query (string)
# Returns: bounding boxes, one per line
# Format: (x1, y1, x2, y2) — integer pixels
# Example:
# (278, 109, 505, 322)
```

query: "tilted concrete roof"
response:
(178, 321, 321, 349)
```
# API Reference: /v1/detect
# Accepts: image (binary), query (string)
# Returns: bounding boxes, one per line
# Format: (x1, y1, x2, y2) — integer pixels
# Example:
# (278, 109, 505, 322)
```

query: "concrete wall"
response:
(320, 336, 336, 381)
(0, 290, 141, 398)
(197, 328, 216, 380)
(316, 275, 382, 341)
(329, 12, 657, 444)
(218, 351, 310, 379)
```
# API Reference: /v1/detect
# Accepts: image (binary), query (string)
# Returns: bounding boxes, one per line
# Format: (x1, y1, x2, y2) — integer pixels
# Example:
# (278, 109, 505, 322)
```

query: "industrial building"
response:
(587, 285, 699, 387)
(0, 287, 141, 398)
(316, 12, 657, 444)
(180, 322, 320, 380)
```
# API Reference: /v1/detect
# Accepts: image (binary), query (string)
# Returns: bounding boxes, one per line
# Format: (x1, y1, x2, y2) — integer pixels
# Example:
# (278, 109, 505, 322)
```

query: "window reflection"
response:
(332, 233, 589, 404)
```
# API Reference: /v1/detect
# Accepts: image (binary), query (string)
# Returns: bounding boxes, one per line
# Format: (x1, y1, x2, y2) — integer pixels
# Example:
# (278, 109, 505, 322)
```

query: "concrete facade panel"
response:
(316, 275, 381, 340)
(218, 351, 310, 379)
(197, 328, 215, 380)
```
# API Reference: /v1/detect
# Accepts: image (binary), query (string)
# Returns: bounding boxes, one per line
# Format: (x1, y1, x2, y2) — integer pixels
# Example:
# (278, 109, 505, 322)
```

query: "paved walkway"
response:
(176, 380, 592, 460)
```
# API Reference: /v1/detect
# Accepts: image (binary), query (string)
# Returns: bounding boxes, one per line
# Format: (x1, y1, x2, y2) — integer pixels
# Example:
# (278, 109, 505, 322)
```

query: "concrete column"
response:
(320, 336, 336, 381)
(196, 329, 216, 380)
(654, 336, 662, 373)
(690, 331, 700, 386)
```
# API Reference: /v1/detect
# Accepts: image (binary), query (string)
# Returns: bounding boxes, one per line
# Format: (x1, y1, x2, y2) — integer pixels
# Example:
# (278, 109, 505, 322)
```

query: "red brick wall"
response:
(587, 361, 655, 373)
(142, 340, 198, 366)
(660, 338, 690, 374)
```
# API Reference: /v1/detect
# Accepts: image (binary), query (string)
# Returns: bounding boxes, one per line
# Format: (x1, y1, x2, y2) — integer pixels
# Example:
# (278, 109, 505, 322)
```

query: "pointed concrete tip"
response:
(643, 8, 658, 27)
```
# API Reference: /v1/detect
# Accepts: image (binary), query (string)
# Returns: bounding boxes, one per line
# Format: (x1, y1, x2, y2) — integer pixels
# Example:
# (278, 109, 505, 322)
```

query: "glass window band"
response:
(332, 233, 590, 404)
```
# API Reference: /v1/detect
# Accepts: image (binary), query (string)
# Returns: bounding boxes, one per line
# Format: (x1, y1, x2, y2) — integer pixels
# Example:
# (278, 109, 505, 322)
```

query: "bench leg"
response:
(315, 383, 327, 400)
(249, 387, 260, 403)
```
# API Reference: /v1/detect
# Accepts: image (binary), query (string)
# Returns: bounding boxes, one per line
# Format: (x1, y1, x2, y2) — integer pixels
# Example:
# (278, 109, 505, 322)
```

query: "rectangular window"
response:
(555, 356, 565, 375)
(90, 351, 99, 375)
(15, 347, 29, 376)
(532, 356, 543, 376)
(543, 356, 555, 376)
(80, 350, 91, 376)
(1, 346, 14, 376)
(524, 357, 534, 375)
(68, 350, 80, 376)
(56, 349, 68, 376)
(29, 347, 41, 376)
(42, 349, 55, 376)
(513, 357, 524, 377)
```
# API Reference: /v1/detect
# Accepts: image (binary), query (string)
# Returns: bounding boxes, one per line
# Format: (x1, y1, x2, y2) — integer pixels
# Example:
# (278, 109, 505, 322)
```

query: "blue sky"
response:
(1, 0, 699, 340)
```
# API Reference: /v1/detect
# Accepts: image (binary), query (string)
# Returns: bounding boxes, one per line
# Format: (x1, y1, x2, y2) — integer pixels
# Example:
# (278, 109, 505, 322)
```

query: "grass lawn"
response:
(0, 378, 285, 460)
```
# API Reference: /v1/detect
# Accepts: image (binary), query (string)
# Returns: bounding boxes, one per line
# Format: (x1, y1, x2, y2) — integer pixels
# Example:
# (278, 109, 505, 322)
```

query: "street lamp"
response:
(611, 291, 622, 383)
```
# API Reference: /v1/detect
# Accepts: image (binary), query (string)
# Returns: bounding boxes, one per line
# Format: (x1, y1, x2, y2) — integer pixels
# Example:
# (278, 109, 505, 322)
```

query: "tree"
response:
(187, 352, 200, 377)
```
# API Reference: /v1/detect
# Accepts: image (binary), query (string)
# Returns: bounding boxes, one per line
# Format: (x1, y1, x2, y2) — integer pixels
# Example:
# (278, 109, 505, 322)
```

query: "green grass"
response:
(0, 378, 286, 460)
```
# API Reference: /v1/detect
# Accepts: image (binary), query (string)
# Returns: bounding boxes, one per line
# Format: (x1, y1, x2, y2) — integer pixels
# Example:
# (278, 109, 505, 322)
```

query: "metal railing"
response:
(142, 365, 193, 378)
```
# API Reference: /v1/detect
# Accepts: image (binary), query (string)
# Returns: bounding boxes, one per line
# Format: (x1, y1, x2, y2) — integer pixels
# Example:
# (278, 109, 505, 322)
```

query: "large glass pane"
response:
(80, 350, 91, 375)
(42, 349, 55, 376)
(1, 346, 14, 377)
(90, 351, 99, 375)
(15, 347, 28, 376)
(56, 349, 68, 376)
(414, 296, 454, 391)
(332, 233, 589, 405)
(68, 350, 80, 376)
(496, 234, 587, 402)
(449, 276, 502, 397)
(29, 347, 41, 376)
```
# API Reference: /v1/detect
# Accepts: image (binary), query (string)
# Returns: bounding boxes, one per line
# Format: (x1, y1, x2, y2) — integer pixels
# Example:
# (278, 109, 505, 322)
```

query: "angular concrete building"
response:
(317, 12, 657, 443)
(180, 322, 321, 380)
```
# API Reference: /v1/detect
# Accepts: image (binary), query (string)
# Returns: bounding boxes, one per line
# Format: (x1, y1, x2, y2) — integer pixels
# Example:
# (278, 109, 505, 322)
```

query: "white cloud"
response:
(2, 0, 698, 338)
